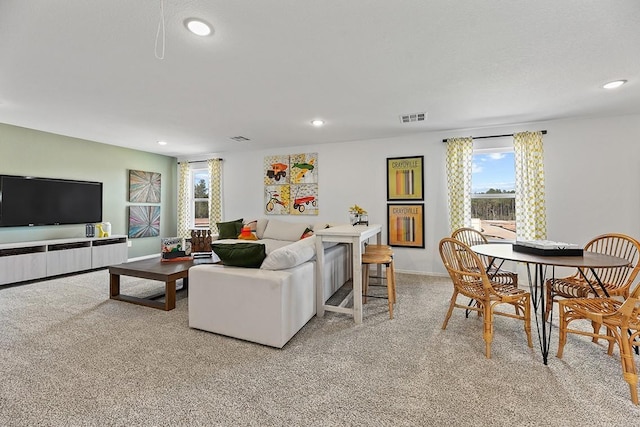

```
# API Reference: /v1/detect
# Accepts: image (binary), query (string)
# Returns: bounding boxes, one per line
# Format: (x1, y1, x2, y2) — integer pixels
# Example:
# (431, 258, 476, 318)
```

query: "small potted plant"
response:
(348, 204, 368, 226)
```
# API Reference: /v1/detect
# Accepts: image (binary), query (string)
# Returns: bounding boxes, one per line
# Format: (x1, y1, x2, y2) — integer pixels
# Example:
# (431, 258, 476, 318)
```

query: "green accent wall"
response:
(0, 123, 177, 259)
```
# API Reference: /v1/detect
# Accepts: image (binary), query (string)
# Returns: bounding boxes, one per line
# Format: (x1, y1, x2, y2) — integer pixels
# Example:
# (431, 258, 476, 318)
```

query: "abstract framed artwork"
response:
(386, 156, 424, 201)
(128, 205, 161, 238)
(129, 170, 161, 203)
(387, 203, 425, 248)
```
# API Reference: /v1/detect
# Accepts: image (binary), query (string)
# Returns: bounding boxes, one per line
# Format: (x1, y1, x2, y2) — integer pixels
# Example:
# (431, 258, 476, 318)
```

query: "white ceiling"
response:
(1, 1, 639, 157)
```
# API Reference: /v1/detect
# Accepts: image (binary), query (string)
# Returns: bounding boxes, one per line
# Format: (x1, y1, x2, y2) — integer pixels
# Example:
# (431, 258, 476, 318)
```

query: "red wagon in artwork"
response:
(293, 196, 317, 213)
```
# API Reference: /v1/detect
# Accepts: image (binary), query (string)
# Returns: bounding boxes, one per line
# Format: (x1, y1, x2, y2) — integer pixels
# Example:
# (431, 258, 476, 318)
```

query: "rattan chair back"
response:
(583, 233, 640, 294)
(439, 237, 532, 358)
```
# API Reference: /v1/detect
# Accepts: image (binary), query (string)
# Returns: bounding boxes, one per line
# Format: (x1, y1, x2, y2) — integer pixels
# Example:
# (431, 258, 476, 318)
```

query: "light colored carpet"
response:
(1, 270, 639, 426)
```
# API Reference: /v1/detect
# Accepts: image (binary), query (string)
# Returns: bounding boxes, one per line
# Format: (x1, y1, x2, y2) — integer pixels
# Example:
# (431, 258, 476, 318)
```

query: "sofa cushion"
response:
(217, 218, 244, 240)
(261, 236, 316, 270)
(262, 219, 310, 241)
(256, 218, 269, 239)
(212, 242, 266, 268)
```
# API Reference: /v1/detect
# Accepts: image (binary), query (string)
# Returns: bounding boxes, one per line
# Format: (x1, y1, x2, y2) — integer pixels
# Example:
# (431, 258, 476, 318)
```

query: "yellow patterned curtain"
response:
(514, 131, 546, 240)
(177, 161, 191, 238)
(445, 137, 473, 232)
(208, 158, 223, 234)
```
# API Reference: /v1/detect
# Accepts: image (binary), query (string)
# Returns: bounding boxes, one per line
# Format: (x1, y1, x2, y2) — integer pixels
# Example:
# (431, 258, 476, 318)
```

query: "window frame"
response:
(190, 164, 210, 230)
(471, 143, 516, 241)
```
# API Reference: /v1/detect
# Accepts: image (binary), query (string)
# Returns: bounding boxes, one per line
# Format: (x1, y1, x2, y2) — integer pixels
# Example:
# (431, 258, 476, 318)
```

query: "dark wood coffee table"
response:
(109, 256, 215, 311)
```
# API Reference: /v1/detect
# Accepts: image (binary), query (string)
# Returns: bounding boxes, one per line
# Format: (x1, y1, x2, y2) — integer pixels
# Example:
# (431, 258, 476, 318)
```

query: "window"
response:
(471, 148, 516, 240)
(192, 167, 209, 228)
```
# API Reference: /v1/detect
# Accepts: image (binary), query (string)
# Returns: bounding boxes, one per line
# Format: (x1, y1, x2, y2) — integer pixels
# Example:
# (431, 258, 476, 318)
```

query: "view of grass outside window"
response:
(193, 169, 209, 227)
(471, 151, 516, 240)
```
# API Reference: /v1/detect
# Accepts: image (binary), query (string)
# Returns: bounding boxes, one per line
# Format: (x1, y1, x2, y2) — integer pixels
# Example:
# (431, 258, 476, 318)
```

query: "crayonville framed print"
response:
(387, 203, 425, 248)
(386, 155, 424, 201)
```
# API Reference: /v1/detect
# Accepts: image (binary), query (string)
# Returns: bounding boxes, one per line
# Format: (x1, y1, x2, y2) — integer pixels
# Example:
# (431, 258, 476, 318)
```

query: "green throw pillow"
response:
(211, 242, 266, 268)
(217, 218, 244, 240)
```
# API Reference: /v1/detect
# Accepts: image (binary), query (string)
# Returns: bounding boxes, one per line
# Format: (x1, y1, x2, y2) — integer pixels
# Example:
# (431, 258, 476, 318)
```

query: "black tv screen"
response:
(0, 175, 103, 227)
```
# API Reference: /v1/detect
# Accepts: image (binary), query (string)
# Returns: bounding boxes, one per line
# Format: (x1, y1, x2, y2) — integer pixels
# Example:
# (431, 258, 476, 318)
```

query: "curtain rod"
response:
(442, 130, 547, 143)
(186, 158, 223, 163)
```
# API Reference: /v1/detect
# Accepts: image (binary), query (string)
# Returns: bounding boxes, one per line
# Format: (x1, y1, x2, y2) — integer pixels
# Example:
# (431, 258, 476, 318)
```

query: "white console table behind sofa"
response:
(314, 224, 382, 324)
(0, 235, 128, 286)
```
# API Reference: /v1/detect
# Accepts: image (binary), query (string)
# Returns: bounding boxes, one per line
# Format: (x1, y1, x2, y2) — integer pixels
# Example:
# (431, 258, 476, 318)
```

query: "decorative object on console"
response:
(96, 222, 111, 238)
(387, 203, 425, 248)
(128, 206, 161, 238)
(349, 204, 369, 226)
(128, 169, 161, 203)
(386, 155, 424, 201)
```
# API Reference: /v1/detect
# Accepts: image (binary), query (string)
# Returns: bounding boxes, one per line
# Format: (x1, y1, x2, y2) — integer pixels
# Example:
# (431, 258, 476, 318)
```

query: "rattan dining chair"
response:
(439, 237, 533, 358)
(557, 284, 640, 404)
(451, 227, 518, 286)
(545, 233, 640, 320)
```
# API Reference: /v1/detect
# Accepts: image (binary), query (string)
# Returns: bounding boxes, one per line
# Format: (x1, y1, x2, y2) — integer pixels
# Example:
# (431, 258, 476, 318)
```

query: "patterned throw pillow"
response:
(300, 227, 314, 239)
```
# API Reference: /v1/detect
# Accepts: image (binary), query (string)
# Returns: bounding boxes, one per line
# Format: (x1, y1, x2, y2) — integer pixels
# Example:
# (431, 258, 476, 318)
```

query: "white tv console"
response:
(0, 235, 128, 286)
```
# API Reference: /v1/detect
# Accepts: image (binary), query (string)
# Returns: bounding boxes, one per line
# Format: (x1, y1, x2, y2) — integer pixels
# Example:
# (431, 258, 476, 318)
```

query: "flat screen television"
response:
(0, 175, 103, 227)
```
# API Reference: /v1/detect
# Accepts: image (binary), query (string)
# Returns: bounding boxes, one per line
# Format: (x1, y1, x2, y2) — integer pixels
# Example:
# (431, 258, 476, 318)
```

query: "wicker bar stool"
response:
(362, 251, 396, 319)
(364, 243, 393, 254)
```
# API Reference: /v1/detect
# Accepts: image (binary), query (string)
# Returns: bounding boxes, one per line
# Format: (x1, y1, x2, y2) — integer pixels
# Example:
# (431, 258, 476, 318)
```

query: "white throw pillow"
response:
(261, 236, 317, 270)
(262, 218, 310, 241)
(256, 218, 269, 239)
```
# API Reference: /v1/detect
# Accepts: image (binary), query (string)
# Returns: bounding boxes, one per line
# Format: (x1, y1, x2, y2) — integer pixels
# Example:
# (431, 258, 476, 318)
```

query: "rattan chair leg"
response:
(483, 302, 493, 358)
(524, 296, 533, 347)
(620, 328, 639, 405)
(544, 284, 554, 322)
(442, 290, 458, 329)
(591, 320, 603, 343)
(557, 304, 568, 359)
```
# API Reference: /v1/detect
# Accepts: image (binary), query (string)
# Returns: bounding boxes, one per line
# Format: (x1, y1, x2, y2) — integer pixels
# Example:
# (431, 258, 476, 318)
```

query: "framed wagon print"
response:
(387, 203, 425, 248)
(386, 155, 424, 201)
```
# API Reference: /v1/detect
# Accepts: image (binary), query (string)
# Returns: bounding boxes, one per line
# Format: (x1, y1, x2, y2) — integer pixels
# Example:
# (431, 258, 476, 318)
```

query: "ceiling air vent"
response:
(399, 112, 427, 123)
(230, 136, 251, 142)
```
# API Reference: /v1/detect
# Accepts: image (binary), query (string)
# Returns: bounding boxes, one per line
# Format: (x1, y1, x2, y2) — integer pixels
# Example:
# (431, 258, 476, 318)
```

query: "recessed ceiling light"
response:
(603, 80, 627, 89)
(311, 119, 325, 127)
(158, 141, 168, 146)
(185, 19, 212, 36)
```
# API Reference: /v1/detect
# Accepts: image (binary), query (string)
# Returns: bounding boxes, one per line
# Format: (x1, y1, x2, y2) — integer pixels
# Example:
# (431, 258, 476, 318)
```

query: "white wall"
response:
(182, 113, 640, 275)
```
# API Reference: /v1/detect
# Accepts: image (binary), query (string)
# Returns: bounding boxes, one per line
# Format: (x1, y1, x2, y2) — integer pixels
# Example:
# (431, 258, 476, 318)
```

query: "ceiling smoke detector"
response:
(230, 136, 251, 142)
(400, 112, 427, 123)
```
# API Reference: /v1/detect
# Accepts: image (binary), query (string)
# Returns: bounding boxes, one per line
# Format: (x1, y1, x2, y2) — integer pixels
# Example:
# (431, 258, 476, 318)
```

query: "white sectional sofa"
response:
(188, 218, 351, 348)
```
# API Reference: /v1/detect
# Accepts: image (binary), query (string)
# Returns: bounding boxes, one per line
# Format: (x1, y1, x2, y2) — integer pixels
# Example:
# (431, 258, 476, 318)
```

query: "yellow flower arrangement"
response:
(349, 204, 367, 215)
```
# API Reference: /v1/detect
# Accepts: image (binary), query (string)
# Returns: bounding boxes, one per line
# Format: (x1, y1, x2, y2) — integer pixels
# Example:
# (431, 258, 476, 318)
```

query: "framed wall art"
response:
(263, 152, 319, 215)
(387, 203, 425, 248)
(129, 169, 161, 203)
(128, 205, 161, 238)
(386, 155, 424, 201)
